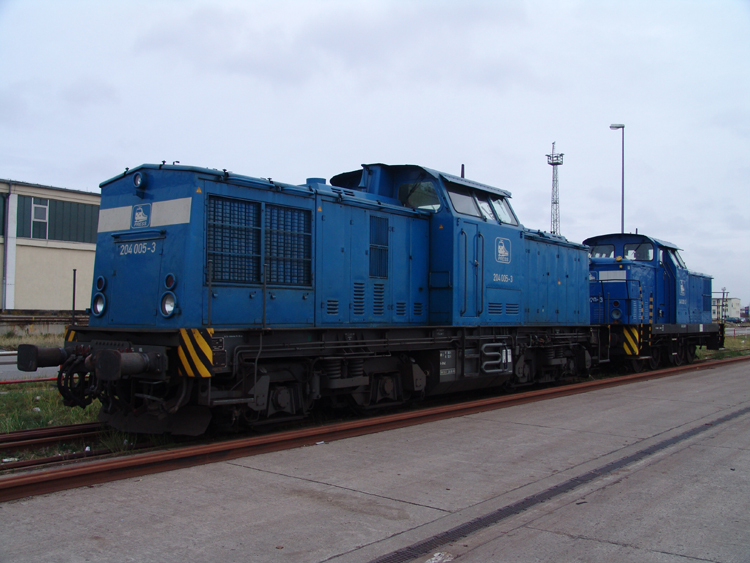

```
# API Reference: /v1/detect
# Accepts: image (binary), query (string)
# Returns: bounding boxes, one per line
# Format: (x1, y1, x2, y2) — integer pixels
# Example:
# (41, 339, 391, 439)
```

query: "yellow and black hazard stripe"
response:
(178, 328, 215, 378)
(623, 325, 640, 356)
(65, 328, 77, 342)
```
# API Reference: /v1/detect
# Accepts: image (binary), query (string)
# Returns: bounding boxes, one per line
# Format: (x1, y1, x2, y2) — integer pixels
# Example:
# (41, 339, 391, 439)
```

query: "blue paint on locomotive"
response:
(584, 233, 712, 326)
(90, 163, 590, 330)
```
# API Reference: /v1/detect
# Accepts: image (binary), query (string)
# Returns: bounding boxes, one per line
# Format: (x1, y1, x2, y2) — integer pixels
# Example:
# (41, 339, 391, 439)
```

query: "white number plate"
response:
(118, 241, 157, 256)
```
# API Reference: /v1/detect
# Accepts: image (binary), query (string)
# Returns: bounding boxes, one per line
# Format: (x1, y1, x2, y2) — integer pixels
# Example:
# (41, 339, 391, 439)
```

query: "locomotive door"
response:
(459, 223, 481, 319)
(108, 231, 165, 326)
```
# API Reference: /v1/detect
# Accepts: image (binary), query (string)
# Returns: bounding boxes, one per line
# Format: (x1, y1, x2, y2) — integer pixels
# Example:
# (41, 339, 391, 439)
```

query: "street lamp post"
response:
(610, 123, 625, 233)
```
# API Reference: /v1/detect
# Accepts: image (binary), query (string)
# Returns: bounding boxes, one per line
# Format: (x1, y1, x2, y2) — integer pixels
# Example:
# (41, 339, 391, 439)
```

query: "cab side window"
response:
(624, 242, 653, 261)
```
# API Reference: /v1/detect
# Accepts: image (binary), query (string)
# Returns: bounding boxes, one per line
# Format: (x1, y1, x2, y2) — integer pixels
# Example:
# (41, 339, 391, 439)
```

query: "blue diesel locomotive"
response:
(18, 163, 722, 434)
(585, 233, 721, 371)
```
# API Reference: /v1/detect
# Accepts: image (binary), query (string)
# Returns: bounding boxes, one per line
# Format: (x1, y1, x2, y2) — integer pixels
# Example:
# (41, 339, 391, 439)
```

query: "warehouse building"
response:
(0, 178, 100, 311)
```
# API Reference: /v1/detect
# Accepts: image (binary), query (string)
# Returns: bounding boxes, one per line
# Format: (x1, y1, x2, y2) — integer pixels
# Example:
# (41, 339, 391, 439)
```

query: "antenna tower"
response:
(546, 142, 564, 234)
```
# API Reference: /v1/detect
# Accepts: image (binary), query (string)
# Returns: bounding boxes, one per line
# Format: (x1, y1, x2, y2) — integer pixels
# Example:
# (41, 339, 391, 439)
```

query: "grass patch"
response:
(0, 382, 100, 434)
(696, 335, 750, 361)
(0, 333, 64, 351)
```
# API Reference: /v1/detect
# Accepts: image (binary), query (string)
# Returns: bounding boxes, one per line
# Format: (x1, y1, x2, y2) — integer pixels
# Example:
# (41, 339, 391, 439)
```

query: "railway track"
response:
(1, 355, 748, 503)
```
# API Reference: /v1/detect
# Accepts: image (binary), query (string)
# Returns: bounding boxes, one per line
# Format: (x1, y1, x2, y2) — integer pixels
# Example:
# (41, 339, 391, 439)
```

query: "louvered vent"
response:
(506, 303, 520, 315)
(396, 302, 407, 316)
(373, 284, 385, 315)
(488, 303, 503, 315)
(413, 302, 424, 316)
(353, 282, 365, 315)
(326, 300, 339, 315)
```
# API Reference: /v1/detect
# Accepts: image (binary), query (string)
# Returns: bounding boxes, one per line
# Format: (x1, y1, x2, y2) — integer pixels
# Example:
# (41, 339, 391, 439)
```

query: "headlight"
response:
(611, 308, 622, 320)
(96, 276, 106, 291)
(92, 293, 106, 317)
(133, 172, 146, 189)
(160, 292, 176, 317)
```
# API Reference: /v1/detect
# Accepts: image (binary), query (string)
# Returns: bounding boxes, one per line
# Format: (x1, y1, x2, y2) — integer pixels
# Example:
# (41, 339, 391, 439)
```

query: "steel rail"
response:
(1, 355, 748, 503)
(0, 423, 103, 445)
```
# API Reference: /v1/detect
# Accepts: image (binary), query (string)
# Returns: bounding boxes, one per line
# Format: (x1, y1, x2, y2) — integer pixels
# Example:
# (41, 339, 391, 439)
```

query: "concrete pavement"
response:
(1, 360, 749, 563)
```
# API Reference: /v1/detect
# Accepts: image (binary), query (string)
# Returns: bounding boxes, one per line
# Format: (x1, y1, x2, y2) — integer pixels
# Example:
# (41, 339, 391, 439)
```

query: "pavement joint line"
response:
(224, 460, 453, 514)
(345, 402, 750, 563)
(518, 527, 720, 563)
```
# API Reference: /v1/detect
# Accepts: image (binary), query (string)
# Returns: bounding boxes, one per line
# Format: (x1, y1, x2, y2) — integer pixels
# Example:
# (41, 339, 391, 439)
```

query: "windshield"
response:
(624, 242, 654, 261)
(398, 181, 441, 212)
(590, 244, 615, 258)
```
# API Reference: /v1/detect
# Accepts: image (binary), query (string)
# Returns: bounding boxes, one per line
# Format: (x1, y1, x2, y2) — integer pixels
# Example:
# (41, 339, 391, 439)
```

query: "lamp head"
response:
(610, 124, 625, 130)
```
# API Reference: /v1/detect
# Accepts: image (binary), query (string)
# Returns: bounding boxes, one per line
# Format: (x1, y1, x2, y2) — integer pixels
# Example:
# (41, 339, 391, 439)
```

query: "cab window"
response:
(398, 181, 441, 212)
(624, 242, 654, 261)
(447, 185, 481, 217)
(670, 249, 687, 268)
(590, 244, 615, 258)
(489, 196, 518, 225)
(475, 193, 497, 222)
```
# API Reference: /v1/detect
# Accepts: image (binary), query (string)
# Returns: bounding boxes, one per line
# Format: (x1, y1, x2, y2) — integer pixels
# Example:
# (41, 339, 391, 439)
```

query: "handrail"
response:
(477, 232, 485, 315)
(460, 230, 467, 316)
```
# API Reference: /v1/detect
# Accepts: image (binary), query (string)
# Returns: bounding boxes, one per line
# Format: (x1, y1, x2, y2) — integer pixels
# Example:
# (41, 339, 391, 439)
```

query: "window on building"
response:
(32, 198, 48, 239)
(17, 195, 99, 243)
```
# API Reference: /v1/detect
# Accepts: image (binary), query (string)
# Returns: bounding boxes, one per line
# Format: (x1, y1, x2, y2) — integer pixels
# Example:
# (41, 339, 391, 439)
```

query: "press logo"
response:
(132, 203, 151, 228)
(495, 237, 511, 264)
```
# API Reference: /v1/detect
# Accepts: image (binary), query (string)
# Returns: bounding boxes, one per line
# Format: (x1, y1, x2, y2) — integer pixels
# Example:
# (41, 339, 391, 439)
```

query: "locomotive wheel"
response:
(647, 348, 661, 370)
(673, 343, 685, 366)
(630, 359, 645, 373)
(685, 344, 697, 364)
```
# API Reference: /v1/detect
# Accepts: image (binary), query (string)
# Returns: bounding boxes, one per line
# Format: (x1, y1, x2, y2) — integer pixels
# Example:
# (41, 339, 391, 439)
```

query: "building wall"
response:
(712, 297, 741, 321)
(0, 179, 100, 312)
(14, 239, 96, 310)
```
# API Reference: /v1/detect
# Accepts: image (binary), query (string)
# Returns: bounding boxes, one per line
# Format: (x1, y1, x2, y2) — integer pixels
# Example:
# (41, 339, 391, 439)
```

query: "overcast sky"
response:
(1, 0, 748, 306)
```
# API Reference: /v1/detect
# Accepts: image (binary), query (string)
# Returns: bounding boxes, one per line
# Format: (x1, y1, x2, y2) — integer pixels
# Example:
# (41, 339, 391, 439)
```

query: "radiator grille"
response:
(488, 302, 503, 315)
(265, 205, 312, 285)
(207, 196, 311, 286)
(207, 196, 261, 283)
(506, 303, 520, 315)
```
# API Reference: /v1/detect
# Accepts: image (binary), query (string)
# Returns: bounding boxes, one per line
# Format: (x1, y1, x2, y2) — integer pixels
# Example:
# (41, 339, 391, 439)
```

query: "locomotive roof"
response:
(583, 233, 681, 251)
(437, 171, 512, 198)
(330, 164, 513, 199)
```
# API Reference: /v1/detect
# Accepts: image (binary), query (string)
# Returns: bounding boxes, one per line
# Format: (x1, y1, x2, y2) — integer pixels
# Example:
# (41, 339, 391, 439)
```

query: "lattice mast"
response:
(546, 142, 564, 234)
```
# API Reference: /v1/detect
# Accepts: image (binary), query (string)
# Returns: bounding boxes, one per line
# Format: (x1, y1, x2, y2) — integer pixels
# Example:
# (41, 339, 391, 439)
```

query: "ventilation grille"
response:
(353, 282, 365, 315)
(396, 302, 407, 316)
(413, 302, 424, 317)
(265, 205, 312, 285)
(373, 284, 385, 315)
(488, 303, 503, 315)
(207, 197, 311, 286)
(326, 300, 339, 315)
(331, 187, 356, 197)
(207, 196, 261, 283)
(506, 303, 520, 315)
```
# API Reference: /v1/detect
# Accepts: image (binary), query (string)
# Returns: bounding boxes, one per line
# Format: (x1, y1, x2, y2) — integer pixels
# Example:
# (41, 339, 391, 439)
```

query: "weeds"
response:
(0, 382, 100, 433)
(0, 333, 64, 351)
